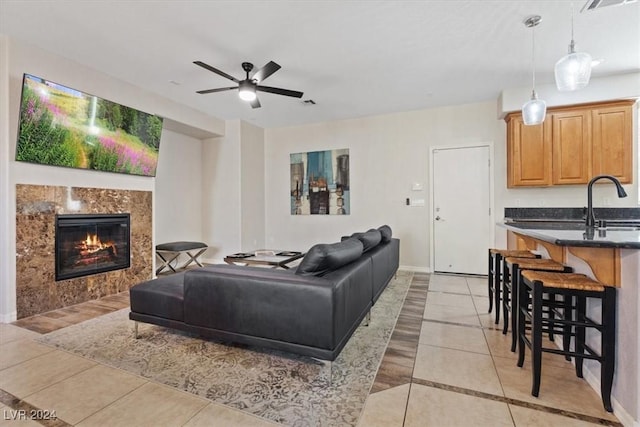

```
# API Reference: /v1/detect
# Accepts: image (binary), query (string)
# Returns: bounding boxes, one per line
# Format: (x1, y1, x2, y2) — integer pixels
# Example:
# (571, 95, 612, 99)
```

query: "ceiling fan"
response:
(194, 60, 303, 108)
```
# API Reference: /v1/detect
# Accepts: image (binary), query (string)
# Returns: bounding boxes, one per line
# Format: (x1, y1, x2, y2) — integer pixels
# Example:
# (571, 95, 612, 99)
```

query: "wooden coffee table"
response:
(224, 250, 305, 269)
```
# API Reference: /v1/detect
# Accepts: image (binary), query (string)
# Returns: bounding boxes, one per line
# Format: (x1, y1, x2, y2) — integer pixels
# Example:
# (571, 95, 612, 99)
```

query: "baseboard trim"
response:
(582, 365, 637, 427)
(399, 265, 432, 273)
(0, 311, 17, 323)
(551, 338, 636, 427)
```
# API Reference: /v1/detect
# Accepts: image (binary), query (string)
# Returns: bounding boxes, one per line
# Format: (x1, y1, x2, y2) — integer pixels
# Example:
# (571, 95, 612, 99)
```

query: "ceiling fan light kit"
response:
(522, 15, 546, 126)
(194, 60, 303, 109)
(555, 3, 592, 91)
(238, 80, 257, 101)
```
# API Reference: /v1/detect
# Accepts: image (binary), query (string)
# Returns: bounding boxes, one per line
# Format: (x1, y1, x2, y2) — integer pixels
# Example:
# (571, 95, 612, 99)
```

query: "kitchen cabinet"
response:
(506, 115, 552, 187)
(592, 103, 633, 182)
(505, 100, 634, 188)
(551, 109, 591, 184)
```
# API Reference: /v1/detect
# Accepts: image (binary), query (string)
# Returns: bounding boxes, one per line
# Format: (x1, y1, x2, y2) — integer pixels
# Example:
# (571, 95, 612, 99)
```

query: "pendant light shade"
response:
(522, 15, 546, 126)
(522, 90, 546, 125)
(554, 4, 592, 91)
(555, 41, 592, 91)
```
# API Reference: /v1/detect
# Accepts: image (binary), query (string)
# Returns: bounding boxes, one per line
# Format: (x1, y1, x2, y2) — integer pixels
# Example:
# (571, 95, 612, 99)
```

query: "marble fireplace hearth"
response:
(15, 184, 152, 319)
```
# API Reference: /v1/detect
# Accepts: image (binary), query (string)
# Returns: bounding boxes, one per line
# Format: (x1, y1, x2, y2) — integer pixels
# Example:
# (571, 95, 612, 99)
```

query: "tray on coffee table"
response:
(224, 249, 305, 269)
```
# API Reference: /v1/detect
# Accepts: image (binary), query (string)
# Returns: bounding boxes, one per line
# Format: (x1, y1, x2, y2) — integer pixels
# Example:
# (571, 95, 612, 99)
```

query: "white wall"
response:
(264, 102, 503, 270)
(202, 121, 242, 261)
(498, 73, 640, 118)
(154, 129, 203, 244)
(497, 72, 640, 212)
(240, 121, 266, 250)
(0, 36, 13, 322)
(265, 99, 639, 271)
(200, 120, 267, 261)
(0, 37, 223, 321)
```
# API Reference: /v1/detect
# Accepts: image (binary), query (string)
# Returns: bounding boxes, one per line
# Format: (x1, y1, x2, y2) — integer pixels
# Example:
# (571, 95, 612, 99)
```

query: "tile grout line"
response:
(0, 350, 99, 403)
(427, 289, 489, 298)
(70, 380, 150, 426)
(369, 273, 426, 394)
(0, 388, 72, 427)
(421, 317, 484, 329)
(402, 274, 430, 427)
(411, 378, 622, 427)
(0, 340, 58, 371)
(469, 276, 518, 426)
(415, 275, 621, 427)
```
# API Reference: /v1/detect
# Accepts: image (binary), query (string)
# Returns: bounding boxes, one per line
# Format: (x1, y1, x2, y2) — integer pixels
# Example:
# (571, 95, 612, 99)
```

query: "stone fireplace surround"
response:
(15, 184, 152, 319)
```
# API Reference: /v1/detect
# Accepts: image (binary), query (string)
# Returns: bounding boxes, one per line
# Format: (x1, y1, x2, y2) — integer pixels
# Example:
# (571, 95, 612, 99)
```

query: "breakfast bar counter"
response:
(497, 220, 639, 423)
(501, 221, 640, 250)
(499, 221, 640, 287)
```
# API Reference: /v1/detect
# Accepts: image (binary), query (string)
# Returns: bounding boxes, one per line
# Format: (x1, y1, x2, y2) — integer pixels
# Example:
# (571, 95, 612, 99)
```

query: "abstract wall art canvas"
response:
(16, 74, 163, 177)
(290, 148, 350, 215)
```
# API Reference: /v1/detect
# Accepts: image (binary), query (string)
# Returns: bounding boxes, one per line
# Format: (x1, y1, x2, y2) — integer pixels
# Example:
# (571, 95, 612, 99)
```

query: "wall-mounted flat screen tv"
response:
(16, 73, 163, 177)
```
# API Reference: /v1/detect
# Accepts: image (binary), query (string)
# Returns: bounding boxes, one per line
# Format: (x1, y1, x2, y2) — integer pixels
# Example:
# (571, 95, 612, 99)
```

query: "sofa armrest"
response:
(183, 265, 336, 350)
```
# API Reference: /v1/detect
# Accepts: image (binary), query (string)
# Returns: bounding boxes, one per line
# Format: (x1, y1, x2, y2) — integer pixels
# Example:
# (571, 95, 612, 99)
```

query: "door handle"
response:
(435, 216, 442, 221)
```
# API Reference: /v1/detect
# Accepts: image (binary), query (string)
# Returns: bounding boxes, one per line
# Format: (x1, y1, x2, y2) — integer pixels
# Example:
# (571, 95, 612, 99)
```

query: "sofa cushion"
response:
(378, 225, 392, 243)
(130, 272, 185, 322)
(296, 238, 364, 276)
(350, 229, 382, 252)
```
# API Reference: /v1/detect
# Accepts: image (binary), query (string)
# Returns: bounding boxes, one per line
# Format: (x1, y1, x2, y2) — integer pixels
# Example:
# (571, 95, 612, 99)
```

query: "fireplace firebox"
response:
(55, 214, 131, 281)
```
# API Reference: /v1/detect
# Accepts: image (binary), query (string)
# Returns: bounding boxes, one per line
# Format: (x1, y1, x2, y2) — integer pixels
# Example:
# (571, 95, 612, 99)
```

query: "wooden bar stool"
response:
(503, 257, 572, 352)
(517, 270, 617, 413)
(488, 249, 538, 324)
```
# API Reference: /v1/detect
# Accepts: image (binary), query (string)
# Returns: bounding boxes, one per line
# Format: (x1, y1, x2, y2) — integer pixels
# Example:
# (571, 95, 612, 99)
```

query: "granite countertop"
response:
(500, 207, 640, 249)
(500, 221, 640, 249)
(504, 207, 640, 222)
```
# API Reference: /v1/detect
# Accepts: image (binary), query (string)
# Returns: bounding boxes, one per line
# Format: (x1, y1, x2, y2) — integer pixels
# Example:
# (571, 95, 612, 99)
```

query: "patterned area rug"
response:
(38, 271, 413, 426)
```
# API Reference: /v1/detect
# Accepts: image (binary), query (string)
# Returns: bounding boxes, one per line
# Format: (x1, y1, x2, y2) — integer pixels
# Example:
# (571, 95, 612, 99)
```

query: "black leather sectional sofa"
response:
(129, 225, 400, 361)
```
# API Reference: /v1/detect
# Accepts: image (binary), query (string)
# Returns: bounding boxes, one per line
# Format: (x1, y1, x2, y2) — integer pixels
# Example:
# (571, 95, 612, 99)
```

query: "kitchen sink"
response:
(507, 222, 585, 231)
(506, 222, 640, 232)
(603, 226, 640, 231)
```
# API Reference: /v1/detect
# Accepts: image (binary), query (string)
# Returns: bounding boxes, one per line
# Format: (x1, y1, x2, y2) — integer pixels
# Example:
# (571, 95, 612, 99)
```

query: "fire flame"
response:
(81, 233, 117, 256)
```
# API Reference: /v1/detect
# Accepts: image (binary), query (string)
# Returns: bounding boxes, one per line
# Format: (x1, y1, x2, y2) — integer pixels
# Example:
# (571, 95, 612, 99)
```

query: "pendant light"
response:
(554, 3, 592, 91)
(522, 15, 546, 126)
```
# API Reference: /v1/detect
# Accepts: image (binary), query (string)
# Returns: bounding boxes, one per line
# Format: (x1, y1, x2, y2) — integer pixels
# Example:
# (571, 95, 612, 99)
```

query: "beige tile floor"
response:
(358, 274, 623, 427)
(0, 309, 279, 427)
(0, 274, 624, 426)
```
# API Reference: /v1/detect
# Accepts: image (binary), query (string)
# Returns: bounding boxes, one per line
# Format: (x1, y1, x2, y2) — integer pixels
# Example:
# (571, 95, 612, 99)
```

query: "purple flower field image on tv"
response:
(16, 74, 163, 177)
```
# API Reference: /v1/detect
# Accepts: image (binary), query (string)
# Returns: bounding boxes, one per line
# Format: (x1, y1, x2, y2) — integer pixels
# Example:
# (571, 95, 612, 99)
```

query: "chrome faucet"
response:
(586, 175, 627, 228)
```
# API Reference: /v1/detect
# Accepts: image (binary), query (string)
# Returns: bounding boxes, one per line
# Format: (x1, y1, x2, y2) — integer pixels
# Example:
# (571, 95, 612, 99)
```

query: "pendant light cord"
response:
(571, 3, 574, 40)
(531, 22, 536, 93)
(523, 15, 542, 98)
(570, 2, 575, 47)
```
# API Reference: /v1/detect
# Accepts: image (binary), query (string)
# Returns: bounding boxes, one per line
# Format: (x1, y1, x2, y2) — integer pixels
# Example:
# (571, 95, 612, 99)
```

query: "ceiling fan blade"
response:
(252, 61, 281, 83)
(256, 85, 303, 98)
(196, 86, 237, 94)
(193, 61, 239, 83)
(250, 97, 261, 109)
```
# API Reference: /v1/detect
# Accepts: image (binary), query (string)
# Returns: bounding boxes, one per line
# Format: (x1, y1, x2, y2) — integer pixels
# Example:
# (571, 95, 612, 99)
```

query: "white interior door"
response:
(432, 145, 491, 275)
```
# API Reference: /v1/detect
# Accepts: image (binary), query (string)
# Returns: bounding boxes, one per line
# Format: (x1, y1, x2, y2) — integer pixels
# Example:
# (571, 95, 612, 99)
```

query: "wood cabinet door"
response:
(507, 115, 552, 187)
(592, 103, 632, 183)
(552, 110, 592, 184)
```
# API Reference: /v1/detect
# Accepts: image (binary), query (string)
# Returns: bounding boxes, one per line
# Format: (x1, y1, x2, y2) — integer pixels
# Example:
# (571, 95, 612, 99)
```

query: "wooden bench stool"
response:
(488, 249, 538, 324)
(518, 270, 616, 412)
(155, 241, 208, 275)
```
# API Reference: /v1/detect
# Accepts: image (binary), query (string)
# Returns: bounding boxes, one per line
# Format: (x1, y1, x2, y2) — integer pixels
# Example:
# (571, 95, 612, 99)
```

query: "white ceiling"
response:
(1, 1, 639, 129)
